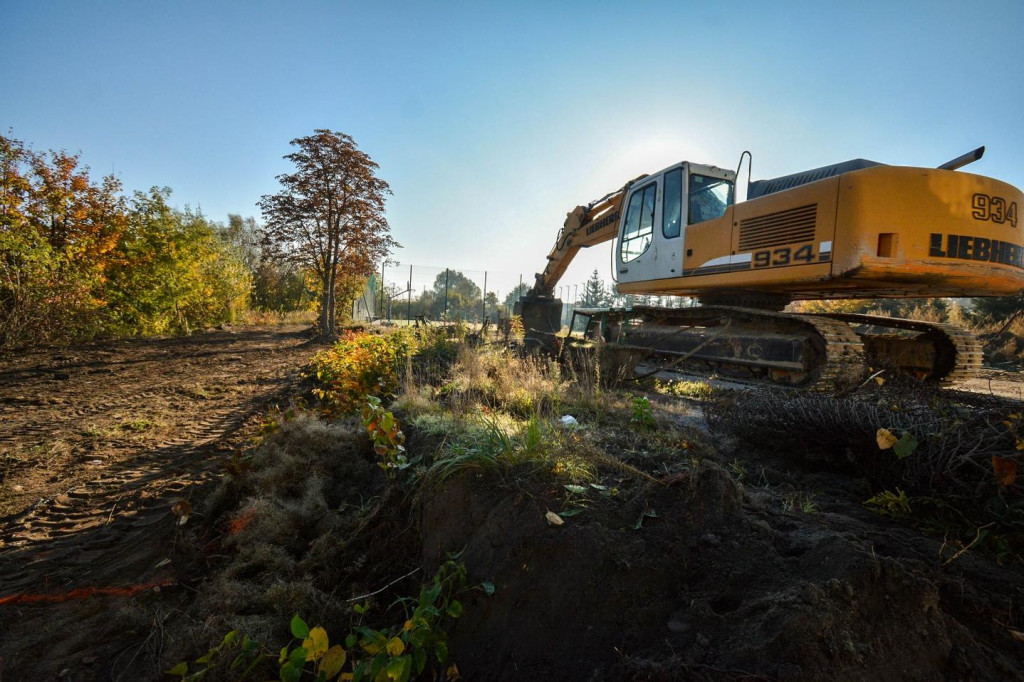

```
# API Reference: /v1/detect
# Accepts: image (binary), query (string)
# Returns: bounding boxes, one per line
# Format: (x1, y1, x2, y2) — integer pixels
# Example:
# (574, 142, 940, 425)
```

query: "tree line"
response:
(0, 133, 315, 349)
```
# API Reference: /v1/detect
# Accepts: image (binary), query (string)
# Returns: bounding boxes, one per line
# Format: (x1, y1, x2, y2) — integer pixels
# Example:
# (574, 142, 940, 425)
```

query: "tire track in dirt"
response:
(0, 326, 317, 600)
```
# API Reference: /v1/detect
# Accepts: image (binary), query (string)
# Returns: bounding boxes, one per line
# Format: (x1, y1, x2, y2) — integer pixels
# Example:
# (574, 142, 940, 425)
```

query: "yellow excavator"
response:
(517, 147, 1024, 386)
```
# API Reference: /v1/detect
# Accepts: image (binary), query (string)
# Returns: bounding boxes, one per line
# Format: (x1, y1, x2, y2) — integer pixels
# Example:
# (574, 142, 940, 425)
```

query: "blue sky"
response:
(4, 0, 1023, 299)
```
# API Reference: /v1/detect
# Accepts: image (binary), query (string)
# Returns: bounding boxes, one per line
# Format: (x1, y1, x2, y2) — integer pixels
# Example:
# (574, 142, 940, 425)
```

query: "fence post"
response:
(379, 260, 385, 320)
(443, 268, 450, 319)
(482, 271, 487, 324)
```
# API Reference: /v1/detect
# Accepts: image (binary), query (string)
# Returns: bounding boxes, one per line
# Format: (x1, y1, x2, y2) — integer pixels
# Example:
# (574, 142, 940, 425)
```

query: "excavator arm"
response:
(517, 177, 642, 349)
(528, 184, 631, 297)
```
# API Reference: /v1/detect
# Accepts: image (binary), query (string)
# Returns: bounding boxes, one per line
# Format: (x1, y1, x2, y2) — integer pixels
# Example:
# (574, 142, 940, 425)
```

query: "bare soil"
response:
(2, 330, 1023, 681)
(420, 421, 1024, 680)
(0, 325, 317, 680)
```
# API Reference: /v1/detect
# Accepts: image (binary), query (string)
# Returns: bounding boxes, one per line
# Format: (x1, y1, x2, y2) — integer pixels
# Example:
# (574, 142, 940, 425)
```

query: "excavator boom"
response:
(529, 178, 643, 298)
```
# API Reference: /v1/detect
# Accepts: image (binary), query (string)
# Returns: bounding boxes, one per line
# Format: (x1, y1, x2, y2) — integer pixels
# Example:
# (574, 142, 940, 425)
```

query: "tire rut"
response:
(0, 325, 315, 598)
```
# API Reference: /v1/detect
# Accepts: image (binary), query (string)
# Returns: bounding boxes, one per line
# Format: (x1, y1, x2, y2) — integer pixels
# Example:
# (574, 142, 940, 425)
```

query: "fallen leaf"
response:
(545, 511, 564, 526)
(172, 500, 191, 526)
(992, 456, 1017, 488)
(1009, 629, 1024, 643)
(893, 432, 919, 459)
(876, 428, 898, 450)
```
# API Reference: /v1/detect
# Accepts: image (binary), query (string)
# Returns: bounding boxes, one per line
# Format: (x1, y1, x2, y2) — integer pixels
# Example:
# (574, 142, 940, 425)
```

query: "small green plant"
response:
(481, 416, 515, 457)
(864, 488, 912, 516)
(275, 559, 476, 682)
(349, 559, 468, 681)
(277, 615, 349, 682)
(311, 329, 415, 414)
(654, 379, 712, 400)
(782, 491, 818, 514)
(165, 630, 262, 680)
(630, 396, 655, 430)
(362, 396, 417, 479)
(176, 561, 485, 682)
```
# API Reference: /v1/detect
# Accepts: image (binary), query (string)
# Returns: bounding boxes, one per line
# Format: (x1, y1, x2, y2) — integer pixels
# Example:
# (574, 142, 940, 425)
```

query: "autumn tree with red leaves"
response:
(259, 130, 397, 341)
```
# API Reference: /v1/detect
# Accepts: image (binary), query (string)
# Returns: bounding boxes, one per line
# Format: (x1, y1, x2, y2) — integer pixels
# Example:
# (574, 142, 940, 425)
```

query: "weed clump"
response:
(706, 385, 1024, 560)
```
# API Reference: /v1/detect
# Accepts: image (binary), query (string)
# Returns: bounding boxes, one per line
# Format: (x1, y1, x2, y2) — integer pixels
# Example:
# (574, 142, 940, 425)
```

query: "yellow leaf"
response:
(302, 626, 329, 660)
(1009, 629, 1024, 643)
(403, 620, 413, 632)
(340, 674, 354, 681)
(876, 428, 898, 450)
(320, 645, 347, 677)
(385, 636, 405, 656)
(992, 456, 1017, 488)
(545, 511, 564, 526)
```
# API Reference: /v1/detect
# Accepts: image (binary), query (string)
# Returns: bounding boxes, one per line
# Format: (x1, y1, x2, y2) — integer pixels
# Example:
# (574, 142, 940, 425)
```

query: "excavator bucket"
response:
(515, 297, 562, 352)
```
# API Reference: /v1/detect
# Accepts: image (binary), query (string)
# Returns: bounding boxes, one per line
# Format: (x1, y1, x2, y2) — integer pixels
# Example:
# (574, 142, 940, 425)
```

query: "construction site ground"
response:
(639, 363, 1024, 401)
(0, 325, 315, 679)
(1, 326, 1023, 680)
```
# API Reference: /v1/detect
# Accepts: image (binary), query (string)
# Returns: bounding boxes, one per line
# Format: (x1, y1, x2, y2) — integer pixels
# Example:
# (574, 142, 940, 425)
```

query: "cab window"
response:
(662, 168, 682, 238)
(688, 174, 734, 224)
(621, 182, 656, 262)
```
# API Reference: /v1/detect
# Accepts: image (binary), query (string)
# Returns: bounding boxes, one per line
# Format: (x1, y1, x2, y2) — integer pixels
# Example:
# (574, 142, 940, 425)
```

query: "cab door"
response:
(616, 175, 662, 285)
(653, 165, 686, 280)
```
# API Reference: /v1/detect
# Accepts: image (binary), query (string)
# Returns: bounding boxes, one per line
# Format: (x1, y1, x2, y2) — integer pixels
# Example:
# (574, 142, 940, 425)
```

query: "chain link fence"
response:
(365, 262, 696, 327)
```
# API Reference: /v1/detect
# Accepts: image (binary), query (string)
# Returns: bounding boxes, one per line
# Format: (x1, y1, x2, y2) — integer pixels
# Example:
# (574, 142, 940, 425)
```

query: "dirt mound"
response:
(421, 464, 1017, 681)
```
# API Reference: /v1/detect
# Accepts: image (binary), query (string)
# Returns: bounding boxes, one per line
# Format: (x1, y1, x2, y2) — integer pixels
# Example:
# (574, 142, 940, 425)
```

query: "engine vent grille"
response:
(739, 204, 818, 251)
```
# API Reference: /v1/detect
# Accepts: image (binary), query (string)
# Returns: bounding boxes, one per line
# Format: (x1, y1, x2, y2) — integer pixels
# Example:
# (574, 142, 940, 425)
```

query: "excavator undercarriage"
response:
(543, 304, 983, 389)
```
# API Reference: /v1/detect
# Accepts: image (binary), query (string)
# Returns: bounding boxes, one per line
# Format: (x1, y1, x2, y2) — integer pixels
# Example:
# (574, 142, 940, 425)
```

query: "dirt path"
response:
(0, 325, 318, 679)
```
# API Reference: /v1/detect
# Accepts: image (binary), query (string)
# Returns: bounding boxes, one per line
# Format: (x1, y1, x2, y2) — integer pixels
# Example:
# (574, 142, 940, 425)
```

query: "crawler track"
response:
(578, 305, 982, 389)
(588, 305, 865, 389)
(813, 313, 984, 383)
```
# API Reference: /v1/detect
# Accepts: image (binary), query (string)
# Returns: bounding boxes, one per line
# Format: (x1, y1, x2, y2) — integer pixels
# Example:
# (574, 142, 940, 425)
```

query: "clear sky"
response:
(4, 0, 1023, 300)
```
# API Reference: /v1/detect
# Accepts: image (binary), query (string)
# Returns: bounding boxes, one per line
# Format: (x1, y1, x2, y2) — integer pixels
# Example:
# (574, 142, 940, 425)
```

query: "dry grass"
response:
(166, 411, 386, 674)
(977, 315, 1024, 366)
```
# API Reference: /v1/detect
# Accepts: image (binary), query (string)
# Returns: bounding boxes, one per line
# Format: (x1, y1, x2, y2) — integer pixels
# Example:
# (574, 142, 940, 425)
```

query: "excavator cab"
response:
(616, 162, 735, 285)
